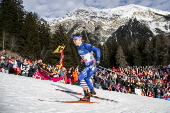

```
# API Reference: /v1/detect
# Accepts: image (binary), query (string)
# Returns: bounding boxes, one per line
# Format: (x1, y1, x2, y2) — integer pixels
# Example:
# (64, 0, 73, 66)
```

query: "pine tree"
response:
(127, 39, 142, 66)
(143, 38, 153, 65)
(161, 36, 169, 65)
(121, 41, 133, 66)
(132, 38, 142, 66)
(19, 12, 40, 59)
(124, 43, 133, 66)
(0, 0, 25, 50)
(101, 43, 110, 67)
(37, 18, 51, 60)
(115, 45, 128, 67)
(152, 34, 165, 65)
(0, 0, 25, 35)
(106, 42, 117, 68)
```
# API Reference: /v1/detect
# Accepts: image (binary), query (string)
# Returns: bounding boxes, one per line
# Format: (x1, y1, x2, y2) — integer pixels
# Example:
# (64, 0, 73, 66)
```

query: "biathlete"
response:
(72, 33, 101, 102)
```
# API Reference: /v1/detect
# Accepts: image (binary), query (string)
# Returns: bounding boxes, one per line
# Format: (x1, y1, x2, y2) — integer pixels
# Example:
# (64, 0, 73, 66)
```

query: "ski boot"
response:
(79, 89, 90, 102)
(89, 88, 96, 97)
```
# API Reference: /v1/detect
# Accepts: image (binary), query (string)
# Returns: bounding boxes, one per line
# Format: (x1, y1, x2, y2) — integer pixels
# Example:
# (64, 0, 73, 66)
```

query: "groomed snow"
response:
(0, 73, 170, 113)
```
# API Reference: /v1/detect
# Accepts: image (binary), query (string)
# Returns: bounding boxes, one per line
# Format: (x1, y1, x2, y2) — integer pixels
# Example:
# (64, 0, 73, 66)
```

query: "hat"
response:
(42, 63, 46, 66)
(72, 36, 82, 40)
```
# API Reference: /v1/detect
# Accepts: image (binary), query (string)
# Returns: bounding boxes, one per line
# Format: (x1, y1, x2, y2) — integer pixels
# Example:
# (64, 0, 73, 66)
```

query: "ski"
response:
(61, 100, 97, 103)
(55, 89, 118, 103)
(38, 99, 97, 103)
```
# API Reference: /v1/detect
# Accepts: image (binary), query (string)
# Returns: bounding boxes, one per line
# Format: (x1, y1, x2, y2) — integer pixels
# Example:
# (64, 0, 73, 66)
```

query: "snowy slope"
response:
(0, 73, 170, 113)
(43, 17, 59, 26)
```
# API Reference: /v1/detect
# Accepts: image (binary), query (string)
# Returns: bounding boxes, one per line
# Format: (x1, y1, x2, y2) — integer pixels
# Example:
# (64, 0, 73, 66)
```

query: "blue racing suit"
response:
(77, 42, 101, 89)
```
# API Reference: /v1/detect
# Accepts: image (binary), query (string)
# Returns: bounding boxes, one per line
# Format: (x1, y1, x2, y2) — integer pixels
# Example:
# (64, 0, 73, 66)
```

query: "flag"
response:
(55, 50, 64, 69)
(53, 45, 65, 68)
(59, 50, 64, 68)
(53, 46, 65, 53)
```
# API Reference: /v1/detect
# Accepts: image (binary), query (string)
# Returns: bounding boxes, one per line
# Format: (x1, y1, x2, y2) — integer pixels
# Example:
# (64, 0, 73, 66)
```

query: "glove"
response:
(96, 60, 100, 68)
(79, 62, 86, 72)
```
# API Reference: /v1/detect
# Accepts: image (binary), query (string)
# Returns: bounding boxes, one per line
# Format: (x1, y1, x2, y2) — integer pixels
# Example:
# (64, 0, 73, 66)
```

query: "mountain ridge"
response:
(47, 4, 170, 24)
(45, 4, 170, 44)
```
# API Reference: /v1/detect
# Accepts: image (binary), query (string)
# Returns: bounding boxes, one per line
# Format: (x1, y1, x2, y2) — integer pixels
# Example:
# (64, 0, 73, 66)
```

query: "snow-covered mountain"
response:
(45, 4, 170, 43)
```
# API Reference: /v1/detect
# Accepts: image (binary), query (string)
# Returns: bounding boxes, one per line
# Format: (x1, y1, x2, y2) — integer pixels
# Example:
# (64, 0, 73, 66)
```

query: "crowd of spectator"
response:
(94, 66, 170, 99)
(1, 55, 170, 100)
(0, 55, 79, 83)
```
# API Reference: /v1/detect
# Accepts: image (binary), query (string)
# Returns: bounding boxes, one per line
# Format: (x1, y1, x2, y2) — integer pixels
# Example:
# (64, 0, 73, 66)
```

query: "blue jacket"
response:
(77, 42, 101, 66)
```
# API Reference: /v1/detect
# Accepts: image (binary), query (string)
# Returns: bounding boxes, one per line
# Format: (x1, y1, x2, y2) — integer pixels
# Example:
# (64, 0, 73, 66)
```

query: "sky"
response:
(22, 0, 170, 18)
(0, 72, 170, 113)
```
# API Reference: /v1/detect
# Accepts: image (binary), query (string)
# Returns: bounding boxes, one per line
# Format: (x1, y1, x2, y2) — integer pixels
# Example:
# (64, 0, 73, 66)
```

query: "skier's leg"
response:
(78, 67, 90, 81)
(80, 79, 88, 90)
(78, 67, 90, 101)
(84, 67, 98, 95)
(84, 67, 98, 89)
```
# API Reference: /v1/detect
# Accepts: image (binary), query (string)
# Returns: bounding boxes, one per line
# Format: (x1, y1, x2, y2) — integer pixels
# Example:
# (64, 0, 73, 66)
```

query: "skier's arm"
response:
(91, 46, 101, 61)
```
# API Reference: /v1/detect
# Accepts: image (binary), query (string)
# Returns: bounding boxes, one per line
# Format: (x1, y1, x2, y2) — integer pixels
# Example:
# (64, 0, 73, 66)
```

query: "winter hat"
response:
(42, 63, 46, 66)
